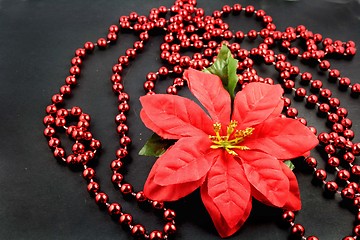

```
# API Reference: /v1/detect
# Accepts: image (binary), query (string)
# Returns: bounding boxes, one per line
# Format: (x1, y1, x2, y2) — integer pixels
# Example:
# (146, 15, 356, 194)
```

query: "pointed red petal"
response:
(144, 153, 206, 201)
(232, 82, 284, 129)
(140, 94, 213, 139)
(280, 162, 301, 211)
(205, 153, 252, 229)
(184, 69, 231, 124)
(239, 151, 289, 207)
(153, 137, 214, 185)
(244, 117, 319, 160)
(140, 110, 179, 139)
(201, 178, 252, 238)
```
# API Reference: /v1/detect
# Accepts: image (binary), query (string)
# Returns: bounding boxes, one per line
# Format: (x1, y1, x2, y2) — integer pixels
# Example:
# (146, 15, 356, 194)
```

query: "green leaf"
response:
(139, 133, 175, 157)
(284, 160, 295, 171)
(203, 44, 239, 98)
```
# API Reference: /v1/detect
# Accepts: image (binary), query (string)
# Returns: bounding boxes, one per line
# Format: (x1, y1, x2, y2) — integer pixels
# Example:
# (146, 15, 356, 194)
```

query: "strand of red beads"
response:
(43, 0, 360, 239)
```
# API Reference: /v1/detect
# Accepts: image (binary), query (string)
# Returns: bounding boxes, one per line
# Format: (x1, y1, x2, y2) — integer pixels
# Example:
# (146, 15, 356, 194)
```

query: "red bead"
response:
(327, 156, 340, 167)
(314, 169, 327, 181)
(343, 237, 355, 240)
(152, 201, 164, 210)
(108, 202, 122, 216)
(111, 173, 123, 184)
(51, 94, 63, 104)
(164, 209, 176, 221)
(120, 136, 131, 146)
(119, 213, 133, 226)
(84, 42, 95, 52)
(291, 224, 305, 237)
(72, 142, 85, 154)
(116, 148, 128, 158)
(149, 230, 163, 240)
(87, 182, 100, 194)
(342, 188, 355, 199)
(118, 103, 130, 112)
(307, 237, 319, 240)
(83, 168, 96, 180)
(354, 225, 360, 236)
(144, 81, 155, 91)
(120, 183, 133, 195)
(97, 38, 107, 48)
(282, 211, 295, 222)
(68, 64, 82, 77)
(305, 157, 317, 168)
(135, 191, 147, 202)
(352, 143, 360, 155)
(131, 224, 146, 238)
(352, 165, 360, 176)
(89, 139, 101, 150)
(337, 169, 351, 181)
(325, 181, 338, 192)
(44, 127, 55, 137)
(53, 147, 65, 158)
(95, 192, 108, 205)
(164, 222, 176, 235)
(117, 124, 128, 134)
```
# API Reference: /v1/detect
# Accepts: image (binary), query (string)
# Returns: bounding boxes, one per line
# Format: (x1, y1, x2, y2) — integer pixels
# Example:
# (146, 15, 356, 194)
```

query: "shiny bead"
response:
(111, 173, 123, 184)
(97, 38, 107, 48)
(120, 136, 131, 146)
(149, 230, 163, 240)
(144, 81, 155, 91)
(307, 237, 319, 240)
(110, 159, 123, 171)
(291, 224, 305, 237)
(343, 237, 355, 240)
(354, 225, 360, 236)
(164, 222, 176, 235)
(83, 168, 95, 180)
(311, 80, 323, 91)
(352, 165, 360, 176)
(90, 139, 101, 150)
(325, 181, 338, 192)
(108, 202, 122, 216)
(65, 76, 77, 85)
(167, 86, 178, 95)
(131, 224, 146, 238)
(351, 83, 360, 96)
(60, 85, 71, 95)
(337, 169, 350, 181)
(115, 113, 127, 123)
(152, 201, 164, 210)
(305, 157, 317, 168)
(118, 103, 130, 112)
(53, 147, 65, 158)
(87, 182, 100, 194)
(116, 148, 128, 158)
(44, 127, 55, 137)
(69, 66, 80, 76)
(120, 183, 133, 195)
(327, 156, 340, 167)
(95, 192, 109, 205)
(135, 191, 147, 202)
(324, 144, 336, 154)
(286, 108, 298, 118)
(72, 142, 85, 154)
(119, 213, 133, 226)
(329, 98, 340, 108)
(117, 124, 128, 134)
(51, 94, 63, 104)
(352, 143, 360, 155)
(314, 169, 327, 180)
(282, 210, 295, 222)
(164, 209, 176, 221)
(342, 188, 355, 199)
(84, 42, 95, 52)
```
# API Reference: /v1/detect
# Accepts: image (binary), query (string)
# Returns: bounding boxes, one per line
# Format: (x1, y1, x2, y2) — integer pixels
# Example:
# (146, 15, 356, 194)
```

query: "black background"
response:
(0, 0, 360, 239)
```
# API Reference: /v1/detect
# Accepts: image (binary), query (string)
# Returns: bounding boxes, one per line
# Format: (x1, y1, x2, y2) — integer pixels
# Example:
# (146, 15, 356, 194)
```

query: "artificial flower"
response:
(140, 68, 318, 237)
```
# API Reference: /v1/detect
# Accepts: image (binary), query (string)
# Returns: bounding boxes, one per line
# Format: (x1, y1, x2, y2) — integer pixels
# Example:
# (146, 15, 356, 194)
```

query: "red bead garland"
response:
(43, 1, 359, 239)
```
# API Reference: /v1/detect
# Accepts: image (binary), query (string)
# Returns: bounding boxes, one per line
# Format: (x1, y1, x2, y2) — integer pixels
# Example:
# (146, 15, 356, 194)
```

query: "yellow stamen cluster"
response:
(209, 120, 254, 156)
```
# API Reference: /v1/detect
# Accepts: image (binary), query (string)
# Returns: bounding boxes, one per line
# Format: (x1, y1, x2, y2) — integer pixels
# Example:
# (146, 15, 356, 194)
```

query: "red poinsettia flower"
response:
(140, 69, 318, 238)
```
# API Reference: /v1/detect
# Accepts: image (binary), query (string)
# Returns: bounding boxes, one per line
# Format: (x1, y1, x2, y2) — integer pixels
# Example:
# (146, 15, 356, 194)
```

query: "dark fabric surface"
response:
(0, 0, 359, 239)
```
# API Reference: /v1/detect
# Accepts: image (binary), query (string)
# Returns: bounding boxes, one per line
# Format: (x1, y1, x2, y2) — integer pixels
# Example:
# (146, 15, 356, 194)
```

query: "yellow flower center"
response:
(209, 120, 254, 156)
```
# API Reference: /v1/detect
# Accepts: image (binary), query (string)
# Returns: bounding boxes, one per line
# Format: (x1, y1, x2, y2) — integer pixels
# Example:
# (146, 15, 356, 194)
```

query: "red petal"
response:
(140, 94, 213, 139)
(140, 110, 179, 139)
(144, 153, 206, 201)
(153, 137, 214, 185)
(201, 178, 252, 238)
(239, 151, 289, 207)
(205, 153, 252, 229)
(232, 82, 284, 129)
(280, 162, 301, 211)
(244, 117, 319, 160)
(184, 69, 231, 124)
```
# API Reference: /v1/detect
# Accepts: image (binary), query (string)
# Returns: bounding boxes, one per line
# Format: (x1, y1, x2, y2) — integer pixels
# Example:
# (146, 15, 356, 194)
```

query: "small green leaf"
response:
(284, 160, 295, 171)
(139, 133, 175, 157)
(203, 44, 239, 98)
